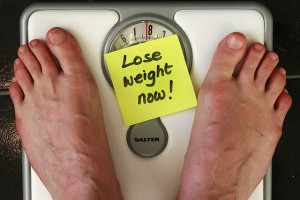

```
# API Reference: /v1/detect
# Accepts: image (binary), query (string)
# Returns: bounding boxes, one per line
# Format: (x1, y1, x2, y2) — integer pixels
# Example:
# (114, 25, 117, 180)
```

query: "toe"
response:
(14, 58, 33, 95)
(206, 32, 247, 83)
(18, 45, 42, 79)
(255, 52, 279, 89)
(266, 67, 286, 104)
(9, 78, 24, 106)
(46, 27, 90, 76)
(28, 39, 59, 76)
(275, 89, 292, 123)
(238, 43, 266, 84)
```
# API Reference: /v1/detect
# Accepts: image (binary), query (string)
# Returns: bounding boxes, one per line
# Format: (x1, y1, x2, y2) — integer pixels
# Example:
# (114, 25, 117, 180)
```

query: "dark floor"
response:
(0, 0, 299, 199)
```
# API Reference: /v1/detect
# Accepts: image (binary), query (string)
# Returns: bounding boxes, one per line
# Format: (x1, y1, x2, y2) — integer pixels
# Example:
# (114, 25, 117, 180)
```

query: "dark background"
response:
(0, 0, 299, 199)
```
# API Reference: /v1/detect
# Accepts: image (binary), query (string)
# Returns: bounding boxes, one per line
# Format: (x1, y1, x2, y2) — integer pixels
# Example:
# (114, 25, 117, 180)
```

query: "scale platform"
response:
(21, 2, 273, 200)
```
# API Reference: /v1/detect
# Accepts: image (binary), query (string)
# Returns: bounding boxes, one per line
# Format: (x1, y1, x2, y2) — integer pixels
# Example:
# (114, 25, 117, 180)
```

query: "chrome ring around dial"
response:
(102, 14, 192, 89)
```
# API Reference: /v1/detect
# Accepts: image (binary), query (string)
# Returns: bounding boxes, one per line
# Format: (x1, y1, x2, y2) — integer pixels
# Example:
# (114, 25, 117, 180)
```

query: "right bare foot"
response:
(177, 32, 292, 200)
(9, 28, 123, 200)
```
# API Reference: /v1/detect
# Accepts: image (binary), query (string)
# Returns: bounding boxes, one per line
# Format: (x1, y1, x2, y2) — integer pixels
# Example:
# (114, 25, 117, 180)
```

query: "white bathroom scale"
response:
(21, 2, 273, 200)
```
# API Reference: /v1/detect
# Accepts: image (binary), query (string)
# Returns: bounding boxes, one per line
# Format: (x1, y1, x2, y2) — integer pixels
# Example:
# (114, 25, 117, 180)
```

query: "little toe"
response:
(238, 43, 266, 83)
(28, 39, 59, 76)
(266, 67, 286, 104)
(14, 58, 33, 95)
(255, 52, 279, 89)
(275, 90, 292, 123)
(46, 27, 90, 76)
(9, 78, 24, 106)
(206, 32, 247, 82)
(18, 45, 42, 79)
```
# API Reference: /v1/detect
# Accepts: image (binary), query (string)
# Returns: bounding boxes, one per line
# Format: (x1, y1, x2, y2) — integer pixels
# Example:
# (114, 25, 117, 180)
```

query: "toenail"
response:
(279, 68, 286, 76)
(226, 34, 245, 50)
(49, 29, 67, 45)
(284, 88, 289, 94)
(254, 43, 264, 51)
(11, 77, 17, 82)
(30, 39, 39, 47)
(269, 52, 279, 61)
(14, 58, 21, 66)
(18, 46, 27, 55)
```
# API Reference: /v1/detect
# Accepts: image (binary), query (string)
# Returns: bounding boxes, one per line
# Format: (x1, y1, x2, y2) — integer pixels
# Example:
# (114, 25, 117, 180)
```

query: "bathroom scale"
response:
(20, 2, 273, 200)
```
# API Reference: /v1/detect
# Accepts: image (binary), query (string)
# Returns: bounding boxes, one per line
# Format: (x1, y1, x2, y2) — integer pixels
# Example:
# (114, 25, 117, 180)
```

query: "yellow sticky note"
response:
(104, 34, 197, 126)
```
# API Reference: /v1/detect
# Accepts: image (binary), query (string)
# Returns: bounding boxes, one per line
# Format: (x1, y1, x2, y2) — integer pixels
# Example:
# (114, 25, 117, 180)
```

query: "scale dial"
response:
(109, 20, 174, 51)
(102, 15, 192, 88)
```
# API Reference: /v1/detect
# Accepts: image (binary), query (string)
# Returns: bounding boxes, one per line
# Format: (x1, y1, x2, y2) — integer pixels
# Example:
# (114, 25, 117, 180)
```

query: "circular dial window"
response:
(102, 15, 192, 88)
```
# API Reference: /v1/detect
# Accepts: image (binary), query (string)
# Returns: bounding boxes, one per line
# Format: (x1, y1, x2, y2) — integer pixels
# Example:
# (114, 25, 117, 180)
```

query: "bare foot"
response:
(177, 33, 292, 200)
(9, 28, 123, 200)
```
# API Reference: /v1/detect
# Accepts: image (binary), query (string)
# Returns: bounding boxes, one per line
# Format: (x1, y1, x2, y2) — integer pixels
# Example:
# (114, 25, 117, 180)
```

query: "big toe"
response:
(205, 32, 247, 83)
(46, 27, 90, 76)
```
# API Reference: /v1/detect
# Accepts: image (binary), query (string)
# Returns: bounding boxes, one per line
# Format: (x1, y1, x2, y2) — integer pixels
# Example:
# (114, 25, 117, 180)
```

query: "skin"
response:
(177, 32, 292, 200)
(9, 28, 123, 200)
(9, 28, 292, 200)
